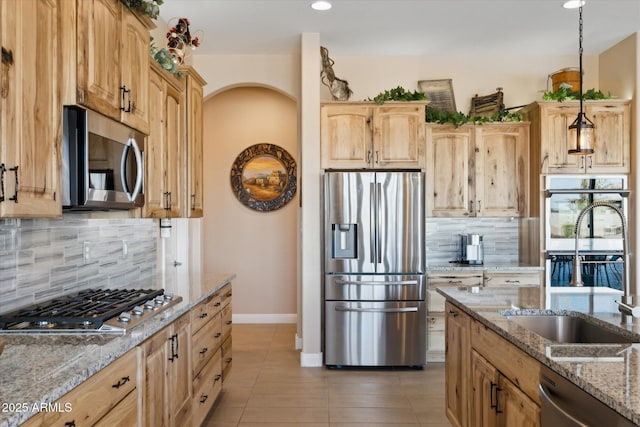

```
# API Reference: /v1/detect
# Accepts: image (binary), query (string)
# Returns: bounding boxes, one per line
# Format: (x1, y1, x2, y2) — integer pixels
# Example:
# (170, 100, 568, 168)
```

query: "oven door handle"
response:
(334, 306, 419, 313)
(120, 137, 143, 202)
(335, 279, 418, 286)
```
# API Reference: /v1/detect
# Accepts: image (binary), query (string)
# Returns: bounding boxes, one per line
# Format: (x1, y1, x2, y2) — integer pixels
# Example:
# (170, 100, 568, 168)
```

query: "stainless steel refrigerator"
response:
(323, 170, 426, 367)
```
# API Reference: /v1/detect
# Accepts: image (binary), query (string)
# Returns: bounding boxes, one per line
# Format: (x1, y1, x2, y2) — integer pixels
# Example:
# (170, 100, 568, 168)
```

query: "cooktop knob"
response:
(118, 312, 131, 323)
(132, 305, 144, 316)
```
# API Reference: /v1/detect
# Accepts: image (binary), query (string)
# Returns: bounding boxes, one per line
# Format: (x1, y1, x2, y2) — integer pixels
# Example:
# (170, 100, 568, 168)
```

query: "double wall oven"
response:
(544, 175, 628, 312)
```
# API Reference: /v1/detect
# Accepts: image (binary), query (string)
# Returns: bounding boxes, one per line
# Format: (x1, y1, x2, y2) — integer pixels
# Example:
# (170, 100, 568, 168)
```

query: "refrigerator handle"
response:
(335, 306, 419, 313)
(377, 182, 382, 264)
(370, 182, 376, 264)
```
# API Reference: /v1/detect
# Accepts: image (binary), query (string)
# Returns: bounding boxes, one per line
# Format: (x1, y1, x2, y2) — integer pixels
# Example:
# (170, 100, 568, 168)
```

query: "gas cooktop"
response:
(0, 288, 182, 334)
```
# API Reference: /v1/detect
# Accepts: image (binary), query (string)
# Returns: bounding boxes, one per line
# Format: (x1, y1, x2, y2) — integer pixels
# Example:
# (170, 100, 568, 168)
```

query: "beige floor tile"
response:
(330, 407, 419, 424)
(202, 324, 448, 427)
(241, 406, 330, 423)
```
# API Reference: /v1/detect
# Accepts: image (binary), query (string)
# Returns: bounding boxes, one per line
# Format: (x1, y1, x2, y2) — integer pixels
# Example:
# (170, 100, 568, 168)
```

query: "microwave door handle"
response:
(120, 138, 143, 201)
(128, 138, 143, 201)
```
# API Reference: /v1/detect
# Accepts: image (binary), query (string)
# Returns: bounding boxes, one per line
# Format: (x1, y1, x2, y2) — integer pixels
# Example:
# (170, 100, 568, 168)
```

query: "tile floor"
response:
(203, 324, 451, 426)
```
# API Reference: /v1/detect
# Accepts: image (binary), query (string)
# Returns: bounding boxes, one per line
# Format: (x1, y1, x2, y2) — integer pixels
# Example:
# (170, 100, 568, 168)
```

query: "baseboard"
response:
(300, 351, 323, 367)
(232, 314, 297, 324)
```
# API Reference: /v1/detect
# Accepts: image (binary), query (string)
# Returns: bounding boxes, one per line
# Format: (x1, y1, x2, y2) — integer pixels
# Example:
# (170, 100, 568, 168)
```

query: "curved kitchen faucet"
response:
(571, 201, 639, 324)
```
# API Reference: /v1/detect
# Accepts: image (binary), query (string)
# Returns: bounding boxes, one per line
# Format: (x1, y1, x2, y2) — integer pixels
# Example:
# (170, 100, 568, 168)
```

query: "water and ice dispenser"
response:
(331, 224, 357, 259)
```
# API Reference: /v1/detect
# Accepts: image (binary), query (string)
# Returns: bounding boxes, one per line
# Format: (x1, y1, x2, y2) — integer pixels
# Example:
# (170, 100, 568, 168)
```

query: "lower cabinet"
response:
(20, 350, 138, 427)
(445, 300, 540, 427)
(139, 312, 192, 427)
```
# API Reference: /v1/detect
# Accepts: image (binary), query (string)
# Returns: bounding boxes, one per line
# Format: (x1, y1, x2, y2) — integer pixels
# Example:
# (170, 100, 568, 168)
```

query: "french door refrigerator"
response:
(323, 170, 426, 367)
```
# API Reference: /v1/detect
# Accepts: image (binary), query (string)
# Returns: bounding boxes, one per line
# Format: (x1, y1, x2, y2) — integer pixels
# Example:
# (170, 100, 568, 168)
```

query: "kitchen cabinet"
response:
(320, 102, 427, 169)
(144, 61, 185, 218)
(20, 349, 138, 427)
(520, 100, 630, 174)
(445, 300, 541, 427)
(445, 301, 471, 427)
(427, 272, 482, 362)
(429, 270, 541, 361)
(182, 66, 206, 217)
(67, 0, 152, 134)
(0, 0, 61, 218)
(139, 313, 192, 427)
(220, 285, 233, 380)
(471, 350, 540, 427)
(426, 122, 530, 217)
(190, 290, 224, 427)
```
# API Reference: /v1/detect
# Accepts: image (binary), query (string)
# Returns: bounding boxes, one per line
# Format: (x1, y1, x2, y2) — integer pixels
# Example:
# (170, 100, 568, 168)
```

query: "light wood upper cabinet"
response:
(183, 66, 206, 217)
(321, 102, 427, 169)
(0, 0, 61, 218)
(426, 122, 529, 218)
(72, 0, 151, 134)
(520, 100, 630, 174)
(144, 62, 185, 218)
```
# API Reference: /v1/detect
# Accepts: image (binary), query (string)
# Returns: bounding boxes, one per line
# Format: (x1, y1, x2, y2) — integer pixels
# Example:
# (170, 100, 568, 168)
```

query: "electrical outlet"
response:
(83, 241, 90, 264)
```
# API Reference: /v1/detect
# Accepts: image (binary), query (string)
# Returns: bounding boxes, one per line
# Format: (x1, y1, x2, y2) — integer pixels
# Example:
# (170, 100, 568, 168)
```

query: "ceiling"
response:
(158, 0, 640, 57)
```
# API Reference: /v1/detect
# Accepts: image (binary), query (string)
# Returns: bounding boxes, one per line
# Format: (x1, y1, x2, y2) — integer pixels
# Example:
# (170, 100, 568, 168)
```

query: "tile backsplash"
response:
(0, 216, 158, 314)
(426, 217, 520, 264)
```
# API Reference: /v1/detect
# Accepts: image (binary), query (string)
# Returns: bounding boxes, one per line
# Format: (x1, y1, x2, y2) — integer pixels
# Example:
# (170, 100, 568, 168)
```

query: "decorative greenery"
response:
(370, 86, 426, 105)
(542, 83, 613, 102)
(120, 0, 163, 19)
(425, 106, 523, 128)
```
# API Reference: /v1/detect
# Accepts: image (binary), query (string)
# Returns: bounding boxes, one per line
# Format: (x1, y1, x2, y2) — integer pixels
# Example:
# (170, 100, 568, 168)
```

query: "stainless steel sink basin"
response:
(505, 314, 637, 344)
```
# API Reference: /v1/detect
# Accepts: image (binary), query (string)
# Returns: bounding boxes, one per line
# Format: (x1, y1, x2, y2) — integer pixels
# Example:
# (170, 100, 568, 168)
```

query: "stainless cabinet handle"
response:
(214, 374, 222, 382)
(448, 309, 459, 317)
(173, 261, 182, 267)
(588, 156, 593, 169)
(199, 312, 208, 319)
(448, 280, 463, 284)
(199, 394, 208, 404)
(375, 150, 380, 164)
(367, 150, 372, 165)
(163, 191, 172, 211)
(199, 347, 208, 355)
(64, 422, 76, 427)
(477, 200, 481, 213)
(1, 47, 13, 99)
(191, 193, 196, 210)
(8, 165, 17, 202)
(214, 332, 222, 338)
(505, 280, 520, 283)
(225, 320, 232, 325)
(225, 357, 233, 364)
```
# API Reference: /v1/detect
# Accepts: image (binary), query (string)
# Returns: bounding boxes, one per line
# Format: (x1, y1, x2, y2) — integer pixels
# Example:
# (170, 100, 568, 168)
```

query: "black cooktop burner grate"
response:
(0, 288, 164, 331)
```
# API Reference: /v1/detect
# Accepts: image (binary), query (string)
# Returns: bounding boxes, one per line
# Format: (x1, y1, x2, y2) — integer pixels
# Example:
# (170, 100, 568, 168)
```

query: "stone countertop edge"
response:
(426, 263, 543, 271)
(437, 287, 640, 426)
(0, 273, 236, 427)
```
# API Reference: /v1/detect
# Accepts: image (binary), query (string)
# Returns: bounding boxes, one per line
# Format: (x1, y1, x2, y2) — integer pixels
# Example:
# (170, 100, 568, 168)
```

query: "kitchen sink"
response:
(504, 314, 638, 344)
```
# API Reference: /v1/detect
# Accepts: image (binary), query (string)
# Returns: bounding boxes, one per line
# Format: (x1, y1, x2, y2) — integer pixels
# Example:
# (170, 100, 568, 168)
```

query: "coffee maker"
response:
(460, 234, 484, 265)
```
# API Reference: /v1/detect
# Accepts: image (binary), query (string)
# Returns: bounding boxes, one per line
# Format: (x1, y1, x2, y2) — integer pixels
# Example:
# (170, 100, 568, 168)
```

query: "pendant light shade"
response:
(567, 4, 595, 156)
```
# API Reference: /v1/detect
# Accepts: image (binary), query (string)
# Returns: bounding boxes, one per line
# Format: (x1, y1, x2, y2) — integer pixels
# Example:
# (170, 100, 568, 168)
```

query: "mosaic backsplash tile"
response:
(426, 217, 519, 264)
(0, 216, 158, 314)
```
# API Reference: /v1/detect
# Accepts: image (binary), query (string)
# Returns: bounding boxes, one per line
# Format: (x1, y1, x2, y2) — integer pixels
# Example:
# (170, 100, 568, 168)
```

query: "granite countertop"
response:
(438, 286, 640, 425)
(426, 262, 543, 271)
(0, 273, 235, 427)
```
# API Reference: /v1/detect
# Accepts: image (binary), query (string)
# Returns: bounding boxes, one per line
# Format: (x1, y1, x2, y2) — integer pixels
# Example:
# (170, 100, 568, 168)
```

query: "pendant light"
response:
(567, 4, 595, 155)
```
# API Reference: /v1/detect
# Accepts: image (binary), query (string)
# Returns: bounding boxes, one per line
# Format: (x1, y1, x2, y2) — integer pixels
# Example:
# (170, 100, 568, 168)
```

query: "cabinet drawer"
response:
(28, 349, 137, 427)
(483, 271, 541, 287)
(221, 302, 232, 339)
(93, 389, 137, 427)
(220, 284, 232, 308)
(192, 314, 222, 376)
(428, 272, 483, 288)
(192, 349, 223, 427)
(427, 288, 446, 312)
(191, 292, 222, 334)
(427, 314, 446, 361)
(221, 336, 232, 380)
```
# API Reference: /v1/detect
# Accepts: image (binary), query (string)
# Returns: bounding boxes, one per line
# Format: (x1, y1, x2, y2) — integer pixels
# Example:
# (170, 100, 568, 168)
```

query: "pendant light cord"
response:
(578, 5, 584, 117)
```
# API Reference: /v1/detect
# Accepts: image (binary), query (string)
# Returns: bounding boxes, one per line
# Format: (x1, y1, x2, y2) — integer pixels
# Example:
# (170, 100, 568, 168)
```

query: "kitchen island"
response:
(439, 286, 640, 426)
(0, 273, 235, 427)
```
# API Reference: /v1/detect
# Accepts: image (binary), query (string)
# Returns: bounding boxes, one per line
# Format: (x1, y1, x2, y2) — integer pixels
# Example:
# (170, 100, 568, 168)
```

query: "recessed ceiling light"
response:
(311, 1, 332, 11)
(563, 0, 586, 9)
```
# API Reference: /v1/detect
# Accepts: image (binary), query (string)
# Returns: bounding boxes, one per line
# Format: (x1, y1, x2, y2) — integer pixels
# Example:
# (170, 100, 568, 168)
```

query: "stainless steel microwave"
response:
(62, 106, 145, 210)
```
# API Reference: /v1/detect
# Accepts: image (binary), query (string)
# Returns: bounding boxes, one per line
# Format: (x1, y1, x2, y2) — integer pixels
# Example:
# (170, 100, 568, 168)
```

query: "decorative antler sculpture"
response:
(320, 46, 353, 101)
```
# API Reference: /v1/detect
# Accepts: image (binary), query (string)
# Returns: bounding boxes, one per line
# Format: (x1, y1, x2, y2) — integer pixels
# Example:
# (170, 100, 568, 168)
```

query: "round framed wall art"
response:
(230, 143, 297, 212)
